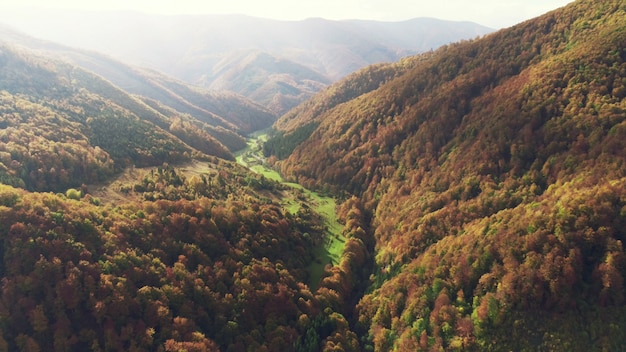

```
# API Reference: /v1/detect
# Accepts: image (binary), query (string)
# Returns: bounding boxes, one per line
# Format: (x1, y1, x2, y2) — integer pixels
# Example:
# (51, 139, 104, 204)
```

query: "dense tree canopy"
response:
(267, 0, 626, 349)
(0, 157, 367, 351)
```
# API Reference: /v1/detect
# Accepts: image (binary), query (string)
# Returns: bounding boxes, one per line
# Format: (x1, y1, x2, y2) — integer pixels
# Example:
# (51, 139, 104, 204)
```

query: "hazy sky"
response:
(0, 0, 574, 28)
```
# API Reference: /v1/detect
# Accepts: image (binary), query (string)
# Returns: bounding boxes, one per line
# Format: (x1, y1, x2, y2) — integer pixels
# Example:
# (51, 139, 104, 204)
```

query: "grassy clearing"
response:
(236, 132, 345, 289)
(250, 165, 283, 182)
(304, 193, 345, 288)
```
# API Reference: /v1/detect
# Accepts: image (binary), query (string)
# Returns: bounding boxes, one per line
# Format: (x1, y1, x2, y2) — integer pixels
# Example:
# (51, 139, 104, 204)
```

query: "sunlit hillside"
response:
(269, 0, 626, 349)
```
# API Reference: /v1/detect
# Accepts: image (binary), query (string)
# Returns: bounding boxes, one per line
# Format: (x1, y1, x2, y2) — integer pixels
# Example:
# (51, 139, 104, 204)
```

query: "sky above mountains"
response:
(1, 0, 573, 28)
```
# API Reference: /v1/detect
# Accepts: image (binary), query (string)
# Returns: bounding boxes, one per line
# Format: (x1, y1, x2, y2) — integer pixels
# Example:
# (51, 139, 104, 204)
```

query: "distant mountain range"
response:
(0, 11, 494, 114)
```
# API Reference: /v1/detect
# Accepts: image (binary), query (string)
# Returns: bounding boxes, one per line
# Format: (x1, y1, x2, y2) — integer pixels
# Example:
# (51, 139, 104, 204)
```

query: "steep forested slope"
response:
(268, 0, 626, 350)
(0, 26, 277, 144)
(0, 42, 236, 192)
(263, 58, 424, 159)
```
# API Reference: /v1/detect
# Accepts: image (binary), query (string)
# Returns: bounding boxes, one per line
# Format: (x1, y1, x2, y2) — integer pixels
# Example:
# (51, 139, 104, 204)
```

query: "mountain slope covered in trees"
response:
(0, 38, 368, 351)
(0, 41, 240, 191)
(0, 26, 277, 139)
(267, 0, 626, 349)
(0, 162, 364, 351)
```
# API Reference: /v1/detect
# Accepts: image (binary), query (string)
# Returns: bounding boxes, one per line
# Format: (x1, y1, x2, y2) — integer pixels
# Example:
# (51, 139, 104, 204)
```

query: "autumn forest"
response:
(0, 0, 626, 351)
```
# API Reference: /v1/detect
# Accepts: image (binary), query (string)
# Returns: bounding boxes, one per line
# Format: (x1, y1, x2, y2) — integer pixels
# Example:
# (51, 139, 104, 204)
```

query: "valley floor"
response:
(236, 131, 346, 288)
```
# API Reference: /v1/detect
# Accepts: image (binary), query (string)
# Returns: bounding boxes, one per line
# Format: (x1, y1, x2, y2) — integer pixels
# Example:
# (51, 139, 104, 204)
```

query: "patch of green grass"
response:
(283, 198, 301, 215)
(306, 248, 332, 290)
(283, 182, 304, 190)
(250, 165, 283, 182)
(311, 194, 342, 237)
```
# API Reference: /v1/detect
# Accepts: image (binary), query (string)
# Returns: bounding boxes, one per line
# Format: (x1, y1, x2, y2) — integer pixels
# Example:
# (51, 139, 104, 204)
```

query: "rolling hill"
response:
(0, 25, 277, 139)
(0, 12, 494, 114)
(0, 39, 242, 191)
(267, 0, 626, 349)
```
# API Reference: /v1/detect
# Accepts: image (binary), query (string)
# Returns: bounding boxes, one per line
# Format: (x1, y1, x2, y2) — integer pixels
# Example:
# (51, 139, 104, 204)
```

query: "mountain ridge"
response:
(0, 12, 494, 114)
(0, 25, 285, 155)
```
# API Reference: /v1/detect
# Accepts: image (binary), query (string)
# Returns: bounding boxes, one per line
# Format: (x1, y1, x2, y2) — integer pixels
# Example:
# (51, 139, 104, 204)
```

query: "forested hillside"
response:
(0, 42, 244, 192)
(0, 162, 368, 351)
(268, 0, 626, 350)
(0, 38, 371, 350)
(0, 26, 277, 144)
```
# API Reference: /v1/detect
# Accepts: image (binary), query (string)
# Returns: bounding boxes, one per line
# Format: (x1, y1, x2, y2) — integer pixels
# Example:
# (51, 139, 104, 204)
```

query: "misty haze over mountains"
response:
(0, 10, 493, 114)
